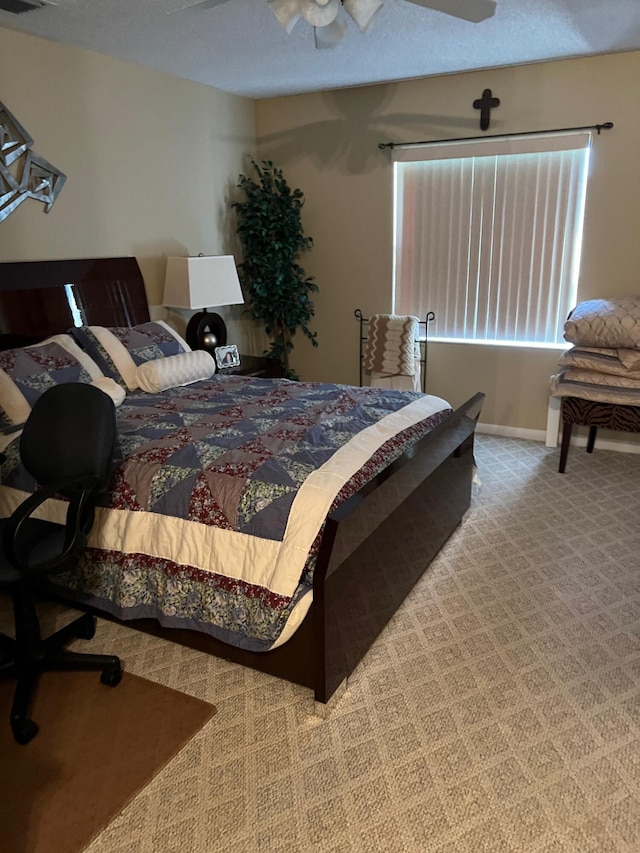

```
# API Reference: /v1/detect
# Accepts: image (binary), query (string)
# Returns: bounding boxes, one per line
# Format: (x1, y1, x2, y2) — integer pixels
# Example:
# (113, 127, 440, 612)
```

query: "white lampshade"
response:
(163, 255, 244, 310)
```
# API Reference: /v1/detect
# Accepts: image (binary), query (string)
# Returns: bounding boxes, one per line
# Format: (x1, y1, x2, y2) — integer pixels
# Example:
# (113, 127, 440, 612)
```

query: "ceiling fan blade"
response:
(166, 0, 232, 15)
(403, 0, 496, 24)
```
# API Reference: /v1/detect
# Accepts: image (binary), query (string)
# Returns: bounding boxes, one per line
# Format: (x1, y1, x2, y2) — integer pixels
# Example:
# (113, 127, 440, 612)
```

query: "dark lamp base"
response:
(185, 310, 227, 352)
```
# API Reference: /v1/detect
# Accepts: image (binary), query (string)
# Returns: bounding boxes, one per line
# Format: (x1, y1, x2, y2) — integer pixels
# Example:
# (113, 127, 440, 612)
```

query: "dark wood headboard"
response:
(0, 257, 150, 348)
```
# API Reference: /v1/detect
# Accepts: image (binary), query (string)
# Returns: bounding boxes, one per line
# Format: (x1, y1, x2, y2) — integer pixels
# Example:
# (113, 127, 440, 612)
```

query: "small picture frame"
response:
(215, 344, 240, 370)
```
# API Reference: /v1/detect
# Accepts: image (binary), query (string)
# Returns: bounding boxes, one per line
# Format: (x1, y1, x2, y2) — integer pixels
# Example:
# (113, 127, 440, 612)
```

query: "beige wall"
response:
(255, 51, 640, 431)
(0, 27, 259, 350)
(2, 32, 639, 435)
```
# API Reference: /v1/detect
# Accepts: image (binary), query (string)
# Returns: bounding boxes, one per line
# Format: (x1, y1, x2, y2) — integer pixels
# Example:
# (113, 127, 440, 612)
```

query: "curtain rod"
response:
(378, 122, 614, 150)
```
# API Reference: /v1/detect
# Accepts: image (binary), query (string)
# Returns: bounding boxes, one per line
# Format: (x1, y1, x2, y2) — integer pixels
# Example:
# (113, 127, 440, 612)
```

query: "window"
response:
(392, 131, 592, 347)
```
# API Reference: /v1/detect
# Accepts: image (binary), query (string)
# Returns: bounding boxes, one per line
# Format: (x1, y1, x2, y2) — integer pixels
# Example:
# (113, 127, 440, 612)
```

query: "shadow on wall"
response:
(256, 84, 483, 175)
(221, 177, 244, 260)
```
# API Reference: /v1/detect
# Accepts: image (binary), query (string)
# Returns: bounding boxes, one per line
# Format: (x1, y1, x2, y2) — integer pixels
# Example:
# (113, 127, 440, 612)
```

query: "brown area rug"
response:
(0, 670, 216, 853)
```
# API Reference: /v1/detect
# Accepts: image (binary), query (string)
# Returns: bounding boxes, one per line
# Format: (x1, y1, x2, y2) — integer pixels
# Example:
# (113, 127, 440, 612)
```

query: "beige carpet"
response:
(0, 670, 216, 853)
(3, 434, 640, 851)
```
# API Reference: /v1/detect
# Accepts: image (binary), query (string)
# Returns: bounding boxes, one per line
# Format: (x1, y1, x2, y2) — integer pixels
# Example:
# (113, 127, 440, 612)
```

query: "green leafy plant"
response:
(232, 159, 318, 379)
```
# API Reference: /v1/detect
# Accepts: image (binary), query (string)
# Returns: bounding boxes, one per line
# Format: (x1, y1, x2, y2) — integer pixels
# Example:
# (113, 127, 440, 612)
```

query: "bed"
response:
(0, 257, 484, 704)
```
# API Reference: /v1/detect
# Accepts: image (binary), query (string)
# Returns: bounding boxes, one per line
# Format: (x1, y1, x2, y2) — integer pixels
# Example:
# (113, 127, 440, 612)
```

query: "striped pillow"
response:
(71, 321, 191, 391)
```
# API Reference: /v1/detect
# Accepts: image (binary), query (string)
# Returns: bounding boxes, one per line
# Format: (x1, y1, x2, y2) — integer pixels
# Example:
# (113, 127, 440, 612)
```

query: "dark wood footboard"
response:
(119, 392, 484, 703)
(312, 391, 483, 702)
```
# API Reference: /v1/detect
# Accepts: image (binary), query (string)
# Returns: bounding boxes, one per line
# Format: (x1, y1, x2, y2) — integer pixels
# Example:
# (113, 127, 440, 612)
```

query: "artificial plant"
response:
(232, 158, 318, 379)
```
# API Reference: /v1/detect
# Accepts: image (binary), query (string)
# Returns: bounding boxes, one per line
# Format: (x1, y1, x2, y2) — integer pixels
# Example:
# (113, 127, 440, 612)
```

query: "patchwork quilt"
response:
(0, 375, 450, 651)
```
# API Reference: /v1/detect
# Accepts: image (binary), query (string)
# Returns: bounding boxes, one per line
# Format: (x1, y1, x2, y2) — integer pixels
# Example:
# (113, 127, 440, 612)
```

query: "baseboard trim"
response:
(477, 423, 545, 442)
(477, 422, 640, 455)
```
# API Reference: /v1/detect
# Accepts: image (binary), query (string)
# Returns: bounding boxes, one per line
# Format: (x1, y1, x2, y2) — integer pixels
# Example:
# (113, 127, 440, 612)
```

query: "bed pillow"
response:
(0, 334, 104, 434)
(135, 350, 216, 393)
(564, 297, 640, 350)
(68, 326, 126, 387)
(558, 346, 640, 378)
(72, 321, 191, 391)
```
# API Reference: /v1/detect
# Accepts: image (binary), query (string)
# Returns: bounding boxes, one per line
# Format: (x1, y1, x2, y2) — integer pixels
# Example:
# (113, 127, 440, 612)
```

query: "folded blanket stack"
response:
(363, 314, 421, 392)
(549, 297, 640, 405)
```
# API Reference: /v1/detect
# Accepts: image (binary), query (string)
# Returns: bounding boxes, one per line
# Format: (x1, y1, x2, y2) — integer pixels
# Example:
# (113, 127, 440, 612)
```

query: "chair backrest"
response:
(20, 383, 117, 493)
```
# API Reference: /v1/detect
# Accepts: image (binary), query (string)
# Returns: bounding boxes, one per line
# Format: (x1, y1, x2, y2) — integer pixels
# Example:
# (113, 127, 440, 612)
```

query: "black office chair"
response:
(0, 383, 122, 744)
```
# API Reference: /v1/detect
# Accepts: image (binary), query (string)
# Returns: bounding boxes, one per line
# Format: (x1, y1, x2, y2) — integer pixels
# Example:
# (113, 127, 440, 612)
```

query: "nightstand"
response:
(217, 355, 280, 378)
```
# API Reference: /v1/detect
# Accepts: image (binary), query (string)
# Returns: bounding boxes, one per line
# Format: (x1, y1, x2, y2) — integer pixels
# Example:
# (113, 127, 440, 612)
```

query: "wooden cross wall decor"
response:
(473, 89, 500, 131)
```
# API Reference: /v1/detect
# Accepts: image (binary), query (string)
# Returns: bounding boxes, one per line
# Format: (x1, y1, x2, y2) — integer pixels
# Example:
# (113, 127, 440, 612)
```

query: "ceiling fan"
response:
(168, 0, 497, 49)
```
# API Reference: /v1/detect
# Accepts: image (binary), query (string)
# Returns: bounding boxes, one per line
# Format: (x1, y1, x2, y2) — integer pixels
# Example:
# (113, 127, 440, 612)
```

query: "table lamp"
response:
(163, 255, 244, 352)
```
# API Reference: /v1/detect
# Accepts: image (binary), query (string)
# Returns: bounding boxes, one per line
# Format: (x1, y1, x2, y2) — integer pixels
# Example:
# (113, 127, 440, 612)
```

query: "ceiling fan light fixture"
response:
(268, 0, 302, 33)
(267, 0, 496, 47)
(300, 0, 340, 27)
(342, 0, 384, 31)
(314, 14, 347, 47)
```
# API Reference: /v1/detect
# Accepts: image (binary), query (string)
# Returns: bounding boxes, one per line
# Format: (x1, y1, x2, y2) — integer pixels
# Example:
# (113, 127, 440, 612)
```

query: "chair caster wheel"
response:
(12, 717, 39, 744)
(100, 665, 122, 687)
(74, 613, 96, 640)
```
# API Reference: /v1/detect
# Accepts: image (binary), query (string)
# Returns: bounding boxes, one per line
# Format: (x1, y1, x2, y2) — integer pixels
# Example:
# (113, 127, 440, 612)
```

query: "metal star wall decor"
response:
(0, 100, 66, 223)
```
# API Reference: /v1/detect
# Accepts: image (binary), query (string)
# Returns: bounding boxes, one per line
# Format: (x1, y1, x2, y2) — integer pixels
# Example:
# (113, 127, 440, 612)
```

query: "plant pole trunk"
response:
(278, 317, 290, 373)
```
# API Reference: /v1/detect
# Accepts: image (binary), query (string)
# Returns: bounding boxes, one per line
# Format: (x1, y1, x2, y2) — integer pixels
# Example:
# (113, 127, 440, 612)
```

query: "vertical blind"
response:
(392, 131, 592, 346)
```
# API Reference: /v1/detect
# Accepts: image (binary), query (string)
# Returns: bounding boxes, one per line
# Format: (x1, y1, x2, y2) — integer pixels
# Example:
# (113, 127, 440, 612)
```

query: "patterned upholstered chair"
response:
(552, 296, 640, 472)
(559, 398, 640, 473)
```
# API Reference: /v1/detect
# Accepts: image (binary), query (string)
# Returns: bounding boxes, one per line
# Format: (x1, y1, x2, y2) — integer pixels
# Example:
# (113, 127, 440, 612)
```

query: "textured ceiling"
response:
(2, 0, 640, 99)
